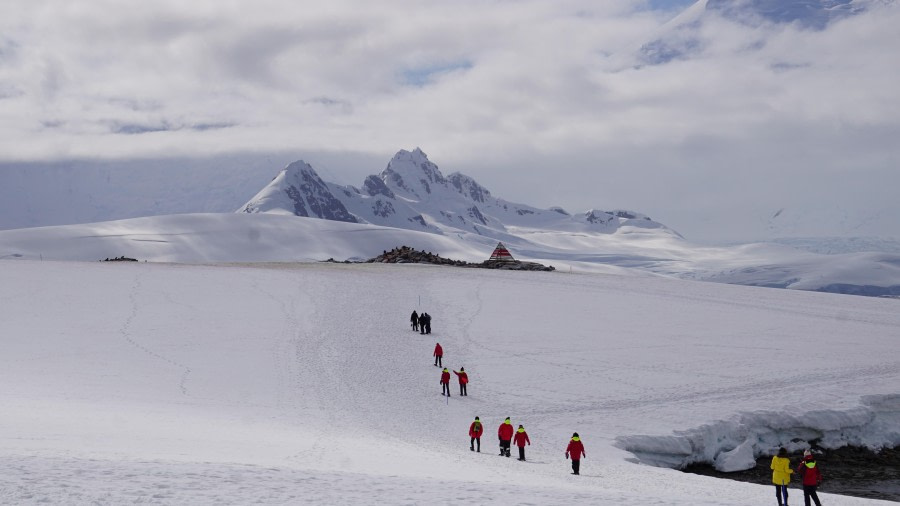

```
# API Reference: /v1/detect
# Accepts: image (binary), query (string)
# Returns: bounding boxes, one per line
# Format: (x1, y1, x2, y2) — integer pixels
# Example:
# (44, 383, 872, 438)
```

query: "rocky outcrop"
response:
(364, 246, 555, 271)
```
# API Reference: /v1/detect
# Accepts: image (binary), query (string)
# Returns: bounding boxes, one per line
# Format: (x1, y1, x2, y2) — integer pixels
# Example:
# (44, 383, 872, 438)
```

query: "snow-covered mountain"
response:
(639, 0, 884, 65)
(240, 148, 672, 244)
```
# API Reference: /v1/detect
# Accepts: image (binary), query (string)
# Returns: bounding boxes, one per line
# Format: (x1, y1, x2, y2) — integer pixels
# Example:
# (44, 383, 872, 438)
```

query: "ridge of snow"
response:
(617, 394, 900, 472)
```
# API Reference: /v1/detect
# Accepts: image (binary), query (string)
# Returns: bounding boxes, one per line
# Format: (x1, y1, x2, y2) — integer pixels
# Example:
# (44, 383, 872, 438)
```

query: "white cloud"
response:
(0, 0, 898, 242)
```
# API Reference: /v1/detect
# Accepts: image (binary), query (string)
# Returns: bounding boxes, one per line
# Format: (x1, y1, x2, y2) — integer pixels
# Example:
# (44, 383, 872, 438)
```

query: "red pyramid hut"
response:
(488, 242, 515, 262)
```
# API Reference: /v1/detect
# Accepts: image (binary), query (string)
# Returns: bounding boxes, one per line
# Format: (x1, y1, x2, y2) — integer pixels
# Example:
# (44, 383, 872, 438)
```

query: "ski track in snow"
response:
(121, 271, 192, 396)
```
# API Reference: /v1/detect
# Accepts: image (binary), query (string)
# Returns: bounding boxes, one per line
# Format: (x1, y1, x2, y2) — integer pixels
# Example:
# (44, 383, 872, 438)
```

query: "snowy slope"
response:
(638, 0, 881, 64)
(2, 212, 900, 296)
(1, 258, 897, 504)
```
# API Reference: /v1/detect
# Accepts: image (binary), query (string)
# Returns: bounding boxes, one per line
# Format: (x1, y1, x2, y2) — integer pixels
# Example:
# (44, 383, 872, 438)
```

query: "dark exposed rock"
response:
(683, 445, 900, 502)
(363, 246, 555, 271)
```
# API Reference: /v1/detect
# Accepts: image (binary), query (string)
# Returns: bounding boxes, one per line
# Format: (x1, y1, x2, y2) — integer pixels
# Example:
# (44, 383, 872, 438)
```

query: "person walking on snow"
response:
(410, 310, 419, 331)
(440, 368, 451, 397)
(453, 367, 469, 396)
(469, 416, 483, 452)
(771, 447, 793, 506)
(513, 425, 531, 461)
(797, 450, 823, 506)
(423, 312, 432, 334)
(566, 433, 586, 475)
(433, 342, 443, 367)
(498, 417, 514, 457)
(419, 313, 427, 334)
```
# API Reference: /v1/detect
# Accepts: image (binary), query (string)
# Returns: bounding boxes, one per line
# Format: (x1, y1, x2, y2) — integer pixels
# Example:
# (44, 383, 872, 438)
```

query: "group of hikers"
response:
(412, 311, 586, 475)
(771, 448, 825, 506)
(410, 313, 837, 494)
(410, 310, 432, 334)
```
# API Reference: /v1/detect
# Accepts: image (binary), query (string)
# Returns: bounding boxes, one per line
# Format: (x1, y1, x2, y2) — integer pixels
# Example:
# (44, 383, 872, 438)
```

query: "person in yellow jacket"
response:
(771, 447, 793, 506)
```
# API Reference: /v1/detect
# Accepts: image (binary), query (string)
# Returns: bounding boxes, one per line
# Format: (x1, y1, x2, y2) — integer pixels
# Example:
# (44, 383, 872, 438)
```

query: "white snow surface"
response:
(1, 217, 900, 504)
(2, 213, 900, 295)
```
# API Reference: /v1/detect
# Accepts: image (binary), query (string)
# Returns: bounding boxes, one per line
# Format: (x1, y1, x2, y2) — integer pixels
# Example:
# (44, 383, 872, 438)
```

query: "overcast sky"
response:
(1, 0, 898, 242)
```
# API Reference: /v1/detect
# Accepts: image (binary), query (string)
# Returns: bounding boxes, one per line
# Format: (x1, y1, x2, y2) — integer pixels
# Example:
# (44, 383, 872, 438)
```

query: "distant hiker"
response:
(411, 310, 419, 331)
(771, 447, 793, 506)
(419, 313, 427, 334)
(440, 368, 451, 397)
(566, 433, 586, 475)
(433, 342, 443, 367)
(797, 450, 823, 506)
(469, 416, 483, 452)
(513, 425, 531, 461)
(423, 312, 432, 334)
(498, 417, 514, 457)
(453, 367, 469, 396)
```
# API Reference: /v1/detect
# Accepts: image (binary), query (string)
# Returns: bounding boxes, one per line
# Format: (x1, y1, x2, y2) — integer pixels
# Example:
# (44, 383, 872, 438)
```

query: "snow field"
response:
(1, 260, 898, 504)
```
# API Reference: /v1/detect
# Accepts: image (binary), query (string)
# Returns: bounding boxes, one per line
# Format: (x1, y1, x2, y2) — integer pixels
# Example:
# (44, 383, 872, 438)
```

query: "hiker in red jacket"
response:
(440, 368, 451, 397)
(797, 450, 823, 506)
(453, 367, 469, 396)
(433, 342, 443, 367)
(513, 425, 531, 461)
(566, 433, 586, 475)
(469, 416, 483, 452)
(498, 417, 514, 457)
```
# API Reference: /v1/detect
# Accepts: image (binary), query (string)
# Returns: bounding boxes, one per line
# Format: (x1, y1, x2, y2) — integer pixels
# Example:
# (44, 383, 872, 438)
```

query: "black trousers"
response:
(441, 382, 450, 396)
(500, 440, 511, 456)
(470, 437, 480, 451)
(434, 356, 442, 367)
(459, 383, 467, 396)
(803, 485, 822, 506)
(518, 446, 526, 460)
(572, 459, 580, 475)
(775, 485, 788, 505)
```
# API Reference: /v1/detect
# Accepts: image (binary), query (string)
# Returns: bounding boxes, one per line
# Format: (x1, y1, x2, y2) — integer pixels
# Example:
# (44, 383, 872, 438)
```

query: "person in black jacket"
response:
(423, 313, 432, 334)
(410, 310, 419, 331)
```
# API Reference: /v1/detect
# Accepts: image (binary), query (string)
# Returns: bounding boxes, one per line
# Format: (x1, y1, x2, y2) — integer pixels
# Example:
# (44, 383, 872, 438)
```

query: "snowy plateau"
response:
(1, 252, 899, 505)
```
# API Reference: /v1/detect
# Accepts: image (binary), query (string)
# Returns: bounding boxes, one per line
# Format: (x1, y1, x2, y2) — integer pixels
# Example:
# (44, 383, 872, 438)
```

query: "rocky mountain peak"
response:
(447, 173, 491, 204)
(380, 147, 447, 201)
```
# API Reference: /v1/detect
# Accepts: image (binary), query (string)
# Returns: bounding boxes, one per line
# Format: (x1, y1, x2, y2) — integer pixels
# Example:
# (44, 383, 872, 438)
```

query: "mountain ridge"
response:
(239, 148, 675, 245)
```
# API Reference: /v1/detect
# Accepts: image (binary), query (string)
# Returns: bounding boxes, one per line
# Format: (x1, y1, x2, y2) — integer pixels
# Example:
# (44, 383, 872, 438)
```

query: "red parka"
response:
(433, 343, 443, 357)
(440, 370, 450, 384)
(797, 458, 822, 486)
(566, 438, 586, 460)
(498, 421, 514, 441)
(453, 370, 468, 384)
(469, 421, 483, 438)
(513, 429, 531, 448)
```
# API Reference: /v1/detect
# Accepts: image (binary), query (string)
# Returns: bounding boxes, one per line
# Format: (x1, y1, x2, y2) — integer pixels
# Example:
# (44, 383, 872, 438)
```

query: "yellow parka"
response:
(770, 455, 793, 485)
